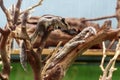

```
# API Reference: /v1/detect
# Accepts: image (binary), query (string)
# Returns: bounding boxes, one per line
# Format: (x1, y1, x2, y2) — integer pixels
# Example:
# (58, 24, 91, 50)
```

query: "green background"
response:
(2, 62, 119, 80)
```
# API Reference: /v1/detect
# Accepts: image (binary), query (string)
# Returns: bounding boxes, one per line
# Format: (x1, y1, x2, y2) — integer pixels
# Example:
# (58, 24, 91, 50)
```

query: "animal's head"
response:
(39, 14, 70, 31)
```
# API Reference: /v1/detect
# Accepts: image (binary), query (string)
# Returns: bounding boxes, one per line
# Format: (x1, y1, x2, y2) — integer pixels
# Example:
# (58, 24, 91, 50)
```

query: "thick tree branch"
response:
(41, 20, 120, 80)
(0, 1, 23, 80)
(0, 31, 11, 80)
(0, 0, 13, 30)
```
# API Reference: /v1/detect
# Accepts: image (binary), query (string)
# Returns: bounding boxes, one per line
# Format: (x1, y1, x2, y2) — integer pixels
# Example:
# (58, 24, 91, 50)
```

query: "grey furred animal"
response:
(20, 14, 70, 71)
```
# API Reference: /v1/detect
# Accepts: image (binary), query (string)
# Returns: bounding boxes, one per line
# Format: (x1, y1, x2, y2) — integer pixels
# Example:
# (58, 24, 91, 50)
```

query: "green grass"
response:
(63, 63, 120, 80)
(63, 63, 101, 80)
(0, 62, 120, 80)
(10, 63, 33, 80)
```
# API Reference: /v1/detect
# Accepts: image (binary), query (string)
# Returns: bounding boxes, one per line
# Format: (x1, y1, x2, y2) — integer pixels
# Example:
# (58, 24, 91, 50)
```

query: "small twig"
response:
(10, 4, 15, 16)
(84, 14, 116, 21)
(100, 41, 106, 72)
(20, 0, 43, 15)
(52, 41, 63, 55)
(107, 39, 115, 49)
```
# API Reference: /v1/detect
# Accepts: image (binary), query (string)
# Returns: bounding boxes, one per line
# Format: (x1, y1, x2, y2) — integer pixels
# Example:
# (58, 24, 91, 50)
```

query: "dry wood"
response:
(99, 39, 120, 80)
(1, 0, 120, 80)
(84, 15, 116, 21)
(20, 0, 43, 15)
(41, 20, 120, 80)
(100, 42, 106, 72)
(0, 0, 26, 80)
(0, 0, 13, 30)
(107, 39, 115, 49)
(13, 0, 22, 25)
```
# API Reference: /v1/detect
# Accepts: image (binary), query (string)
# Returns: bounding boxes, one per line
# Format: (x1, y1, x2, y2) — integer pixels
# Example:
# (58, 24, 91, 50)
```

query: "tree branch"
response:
(20, 0, 43, 15)
(84, 14, 116, 21)
(41, 20, 120, 80)
(100, 39, 120, 80)
(0, 0, 13, 30)
(13, 0, 22, 25)
(100, 42, 106, 72)
(0, 30, 11, 80)
(19, 11, 42, 80)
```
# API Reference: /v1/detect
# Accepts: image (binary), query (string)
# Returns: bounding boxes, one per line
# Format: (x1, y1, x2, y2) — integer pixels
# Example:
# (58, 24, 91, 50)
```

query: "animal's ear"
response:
(61, 18, 70, 29)
(61, 18, 65, 22)
(61, 18, 66, 25)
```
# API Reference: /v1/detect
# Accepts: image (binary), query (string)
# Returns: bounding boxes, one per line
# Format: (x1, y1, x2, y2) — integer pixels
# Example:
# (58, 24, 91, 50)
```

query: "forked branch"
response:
(20, 0, 43, 15)
(99, 39, 120, 80)
(100, 42, 106, 72)
(41, 20, 120, 80)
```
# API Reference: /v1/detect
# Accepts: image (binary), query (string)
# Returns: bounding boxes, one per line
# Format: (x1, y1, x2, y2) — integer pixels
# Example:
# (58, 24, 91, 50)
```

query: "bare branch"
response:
(99, 2, 120, 80)
(13, 0, 22, 25)
(100, 39, 120, 80)
(0, 0, 13, 29)
(52, 41, 63, 55)
(107, 39, 115, 49)
(20, 0, 43, 15)
(41, 20, 120, 80)
(84, 14, 116, 21)
(100, 42, 106, 72)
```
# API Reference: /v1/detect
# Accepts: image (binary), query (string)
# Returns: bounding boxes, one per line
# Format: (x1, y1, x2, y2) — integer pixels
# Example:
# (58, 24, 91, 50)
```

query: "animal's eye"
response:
(58, 26, 61, 29)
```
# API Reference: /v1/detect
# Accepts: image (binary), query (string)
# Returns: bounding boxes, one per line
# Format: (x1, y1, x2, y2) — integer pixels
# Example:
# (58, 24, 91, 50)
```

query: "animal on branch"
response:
(19, 14, 70, 71)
